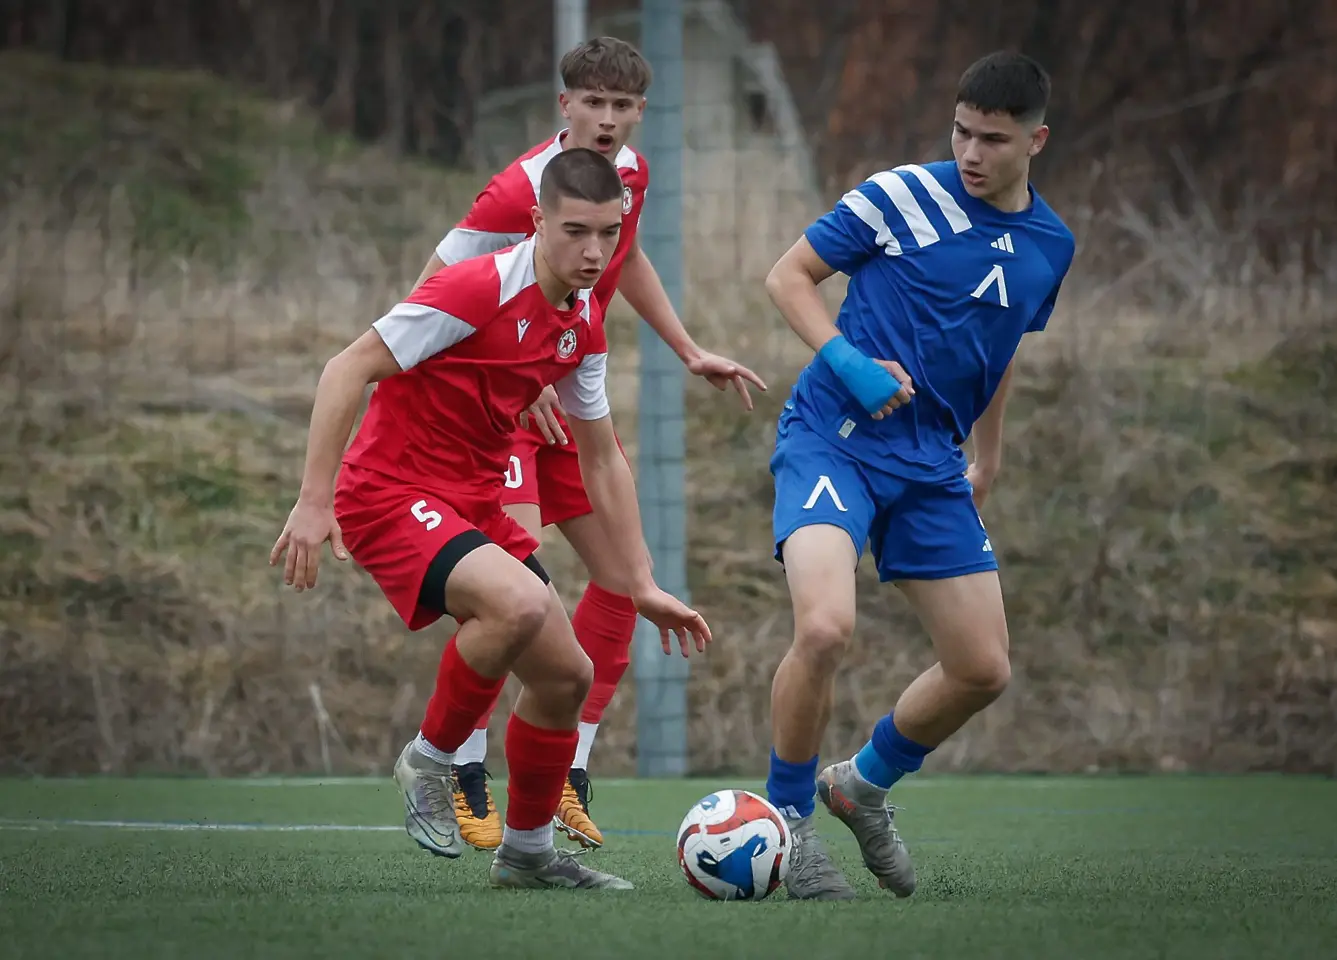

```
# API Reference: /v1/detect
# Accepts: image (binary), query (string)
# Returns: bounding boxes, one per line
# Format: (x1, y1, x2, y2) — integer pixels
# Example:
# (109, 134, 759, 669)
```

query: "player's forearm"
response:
(970, 412, 1004, 474)
(618, 246, 700, 363)
(576, 440, 656, 597)
(764, 261, 839, 355)
(297, 356, 370, 507)
(410, 253, 446, 292)
(970, 363, 1015, 473)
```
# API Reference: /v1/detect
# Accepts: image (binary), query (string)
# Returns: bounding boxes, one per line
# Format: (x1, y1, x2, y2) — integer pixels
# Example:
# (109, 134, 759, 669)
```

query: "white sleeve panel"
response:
(554, 352, 610, 421)
(372, 302, 476, 371)
(436, 227, 529, 266)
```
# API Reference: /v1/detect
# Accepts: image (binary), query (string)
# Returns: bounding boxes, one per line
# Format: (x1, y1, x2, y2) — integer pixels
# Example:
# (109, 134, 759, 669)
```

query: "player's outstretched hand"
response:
(633, 586, 712, 658)
(518, 384, 568, 445)
(269, 498, 348, 592)
(870, 359, 914, 420)
(685, 350, 768, 412)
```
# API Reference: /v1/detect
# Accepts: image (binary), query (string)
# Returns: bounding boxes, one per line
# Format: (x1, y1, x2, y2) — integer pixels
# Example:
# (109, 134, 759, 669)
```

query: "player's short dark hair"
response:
(559, 36, 652, 96)
(538, 148, 624, 209)
(956, 51, 1051, 125)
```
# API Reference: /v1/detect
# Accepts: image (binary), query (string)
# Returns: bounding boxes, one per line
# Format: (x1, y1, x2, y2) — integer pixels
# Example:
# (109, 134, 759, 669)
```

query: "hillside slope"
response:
(2, 52, 1333, 776)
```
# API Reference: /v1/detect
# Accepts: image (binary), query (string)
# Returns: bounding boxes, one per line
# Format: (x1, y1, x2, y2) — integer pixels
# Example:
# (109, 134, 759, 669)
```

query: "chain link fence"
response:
(2, 0, 1334, 776)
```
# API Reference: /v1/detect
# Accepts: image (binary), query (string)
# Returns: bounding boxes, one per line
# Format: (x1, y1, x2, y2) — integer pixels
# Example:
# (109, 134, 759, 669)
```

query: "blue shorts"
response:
(770, 414, 998, 582)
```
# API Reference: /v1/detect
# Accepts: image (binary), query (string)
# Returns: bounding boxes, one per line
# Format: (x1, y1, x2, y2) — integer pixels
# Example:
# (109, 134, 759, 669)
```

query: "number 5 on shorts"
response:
(411, 499, 442, 531)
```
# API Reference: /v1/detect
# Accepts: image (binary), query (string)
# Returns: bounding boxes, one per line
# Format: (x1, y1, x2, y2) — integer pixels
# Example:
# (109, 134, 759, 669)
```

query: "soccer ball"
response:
(676, 789, 791, 901)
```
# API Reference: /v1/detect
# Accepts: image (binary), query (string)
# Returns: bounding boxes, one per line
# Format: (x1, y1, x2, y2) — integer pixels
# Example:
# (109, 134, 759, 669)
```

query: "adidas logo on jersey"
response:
(990, 232, 1015, 253)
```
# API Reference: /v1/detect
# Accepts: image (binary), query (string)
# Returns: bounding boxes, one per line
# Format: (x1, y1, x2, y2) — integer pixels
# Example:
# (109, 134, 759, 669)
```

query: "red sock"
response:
(572, 583, 637, 724)
(473, 686, 504, 732)
(504, 714, 579, 830)
(420, 632, 507, 755)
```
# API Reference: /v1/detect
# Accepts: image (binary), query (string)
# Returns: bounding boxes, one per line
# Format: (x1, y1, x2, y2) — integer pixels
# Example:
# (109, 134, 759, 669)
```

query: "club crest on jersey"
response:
(622, 185, 633, 214)
(557, 328, 578, 359)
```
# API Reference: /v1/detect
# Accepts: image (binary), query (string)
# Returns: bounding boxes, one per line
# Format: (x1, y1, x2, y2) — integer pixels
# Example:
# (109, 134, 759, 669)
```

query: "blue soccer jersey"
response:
(790, 159, 1075, 482)
(771, 160, 1074, 582)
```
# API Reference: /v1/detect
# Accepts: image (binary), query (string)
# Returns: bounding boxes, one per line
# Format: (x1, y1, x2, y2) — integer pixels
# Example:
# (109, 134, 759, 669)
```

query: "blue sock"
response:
(766, 749, 818, 820)
(853, 713, 934, 790)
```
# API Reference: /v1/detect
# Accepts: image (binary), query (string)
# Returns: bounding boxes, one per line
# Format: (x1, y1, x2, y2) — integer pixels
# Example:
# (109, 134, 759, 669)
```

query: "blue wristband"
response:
(817, 335, 900, 415)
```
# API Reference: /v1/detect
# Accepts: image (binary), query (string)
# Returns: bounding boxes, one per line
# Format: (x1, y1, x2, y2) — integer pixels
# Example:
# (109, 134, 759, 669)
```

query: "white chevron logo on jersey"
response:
(990, 232, 1015, 253)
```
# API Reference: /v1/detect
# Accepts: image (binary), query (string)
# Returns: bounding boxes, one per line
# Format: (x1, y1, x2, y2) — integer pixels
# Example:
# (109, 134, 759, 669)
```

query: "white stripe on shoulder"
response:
(519, 135, 565, 200)
(436, 227, 528, 266)
(614, 145, 640, 171)
(839, 189, 902, 256)
(894, 164, 972, 234)
(495, 237, 537, 305)
(372, 303, 476, 370)
(869, 170, 940, 249)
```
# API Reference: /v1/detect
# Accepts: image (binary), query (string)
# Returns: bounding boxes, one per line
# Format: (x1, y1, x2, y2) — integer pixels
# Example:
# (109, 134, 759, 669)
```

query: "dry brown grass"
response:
(2, 52, 1334, 777)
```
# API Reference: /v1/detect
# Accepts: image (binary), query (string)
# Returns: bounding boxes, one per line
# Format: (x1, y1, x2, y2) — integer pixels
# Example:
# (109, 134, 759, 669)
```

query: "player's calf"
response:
(766, 525, 859, 821)
(398, 539, 553, 860)
(487, 588, 604, 872)
(893, 571, 1010, 746)
(490, 709, 632, 890)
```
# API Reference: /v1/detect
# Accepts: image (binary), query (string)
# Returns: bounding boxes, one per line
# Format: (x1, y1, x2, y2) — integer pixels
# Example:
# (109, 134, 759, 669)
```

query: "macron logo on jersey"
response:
(517, 318, 530, 342)
(990, 232, 1015, 253)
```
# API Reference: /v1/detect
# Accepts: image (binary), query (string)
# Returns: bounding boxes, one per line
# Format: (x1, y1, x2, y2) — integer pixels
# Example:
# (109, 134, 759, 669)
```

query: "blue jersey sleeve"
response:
(1027, 231, 1076, 333)
(804, 180, 899, 275)
(1028, 281, 1061, 333)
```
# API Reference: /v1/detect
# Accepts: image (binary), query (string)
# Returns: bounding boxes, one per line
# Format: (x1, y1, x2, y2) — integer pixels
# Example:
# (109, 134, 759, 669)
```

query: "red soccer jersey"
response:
(343, 236, 610, 494)
(436, 131, 649, 313)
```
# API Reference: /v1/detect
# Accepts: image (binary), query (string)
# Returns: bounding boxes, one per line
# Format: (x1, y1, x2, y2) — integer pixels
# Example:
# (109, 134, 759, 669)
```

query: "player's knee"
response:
(792, 607, 855, 676)
(486, 577, 551, 653)
(946, 644, 1011, 700)
(535, 647, 594, 716)
(568, 651, 595, 706)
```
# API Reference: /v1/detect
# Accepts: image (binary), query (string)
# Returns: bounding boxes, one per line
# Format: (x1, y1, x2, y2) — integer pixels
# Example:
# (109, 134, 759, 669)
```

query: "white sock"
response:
(502, 822, 553, 854)
(413, 732, 454, 767)
(453, 727, 489, 766)
(572, 721, 599, 771)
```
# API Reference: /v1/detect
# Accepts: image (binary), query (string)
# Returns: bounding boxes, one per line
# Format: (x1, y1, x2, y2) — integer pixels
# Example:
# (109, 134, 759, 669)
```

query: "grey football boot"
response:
(817, 759, 916, 897)
(489, 845, 634, 890)
(783, 814, 858, 901)
(392, 739, 463, 858)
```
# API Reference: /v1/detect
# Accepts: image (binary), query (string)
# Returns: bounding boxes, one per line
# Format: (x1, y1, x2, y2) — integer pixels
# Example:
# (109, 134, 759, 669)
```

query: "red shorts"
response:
(334, 464, 540, 631)
(498, 414, 628, 528)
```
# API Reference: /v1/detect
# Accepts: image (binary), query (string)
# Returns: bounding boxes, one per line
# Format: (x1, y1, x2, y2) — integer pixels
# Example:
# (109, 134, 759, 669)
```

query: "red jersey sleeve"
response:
(435, 168, 536, 266)
(372, 257, 500, 370)
(553, 300, 611, 421)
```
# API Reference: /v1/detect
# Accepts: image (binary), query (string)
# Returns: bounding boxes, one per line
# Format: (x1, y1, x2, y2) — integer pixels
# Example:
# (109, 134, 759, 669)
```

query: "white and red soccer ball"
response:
(676, 789, 791, 901)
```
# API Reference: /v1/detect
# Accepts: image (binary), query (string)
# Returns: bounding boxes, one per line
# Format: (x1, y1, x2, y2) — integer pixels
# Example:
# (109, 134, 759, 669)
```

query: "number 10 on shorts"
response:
(504, 455, 523, 490)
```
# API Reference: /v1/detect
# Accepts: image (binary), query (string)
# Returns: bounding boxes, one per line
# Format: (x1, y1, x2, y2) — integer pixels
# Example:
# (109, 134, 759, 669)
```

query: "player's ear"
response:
(557, 90, 572, 119)
(531, 204, 543, 235)
(1029, 124, 1050, 157)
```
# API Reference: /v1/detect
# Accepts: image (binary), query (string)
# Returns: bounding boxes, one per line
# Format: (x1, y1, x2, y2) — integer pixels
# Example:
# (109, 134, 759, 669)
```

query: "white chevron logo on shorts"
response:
(990, 232, 1014, 253)
(802, 475, 847, 512)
